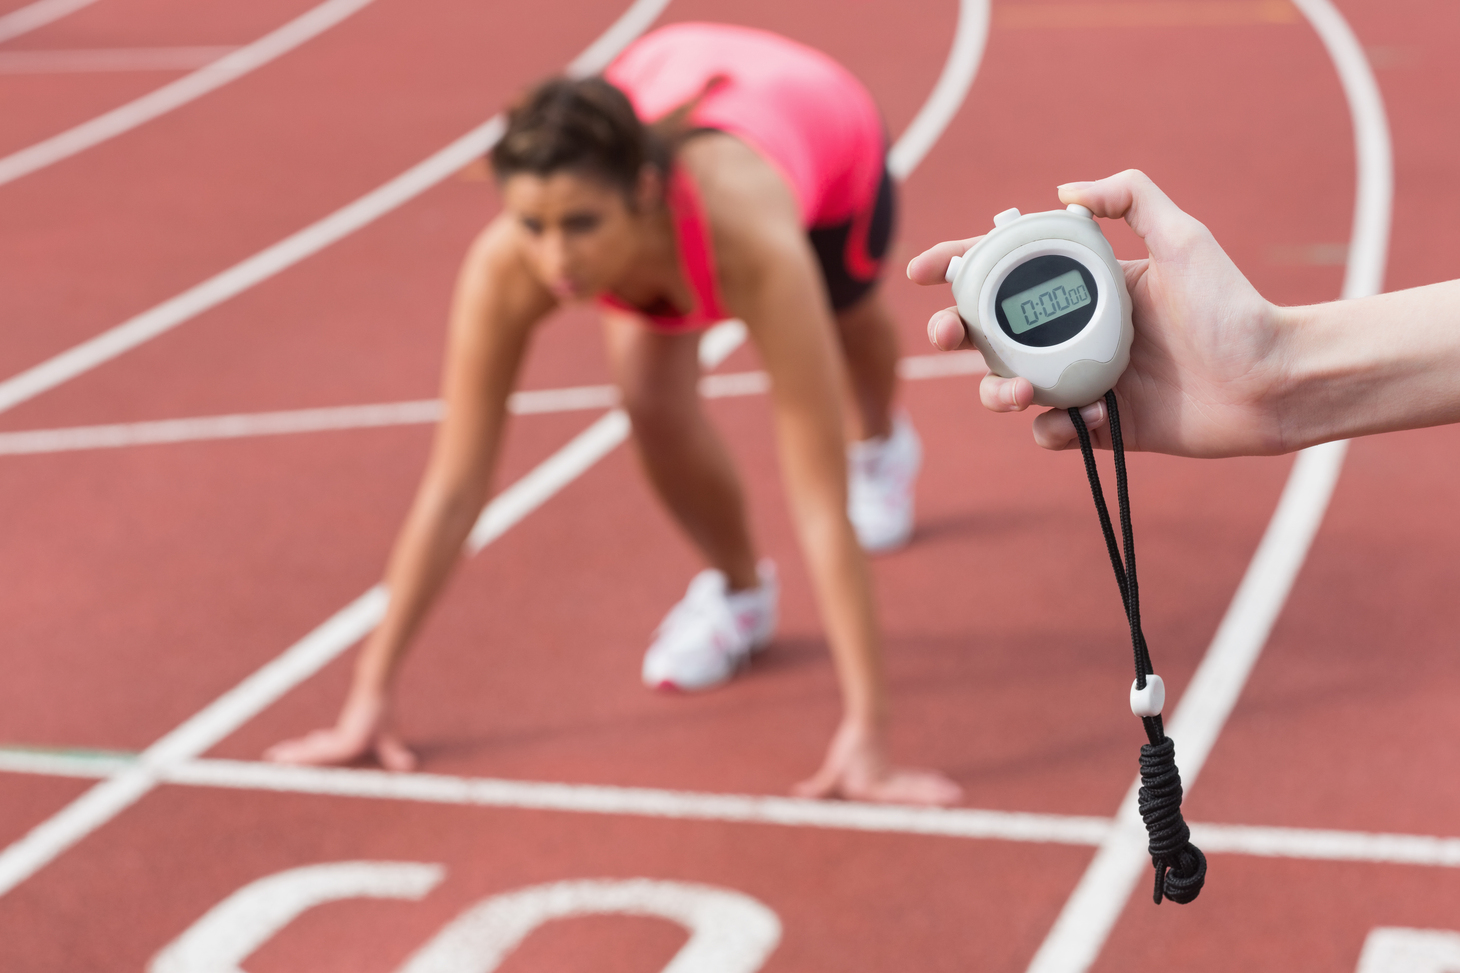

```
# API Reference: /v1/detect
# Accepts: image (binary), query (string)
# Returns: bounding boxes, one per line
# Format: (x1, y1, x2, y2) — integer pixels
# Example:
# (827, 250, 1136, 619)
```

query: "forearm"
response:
(1271, 280, 1460, 449)
(771, 399, 890, 728)
(798, 501, 888, 726)
(349, 480, 492, 701)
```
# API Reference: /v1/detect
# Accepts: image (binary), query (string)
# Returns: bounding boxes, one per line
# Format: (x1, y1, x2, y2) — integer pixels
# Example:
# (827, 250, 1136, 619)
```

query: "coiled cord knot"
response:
(1138, 736, 1207, 904)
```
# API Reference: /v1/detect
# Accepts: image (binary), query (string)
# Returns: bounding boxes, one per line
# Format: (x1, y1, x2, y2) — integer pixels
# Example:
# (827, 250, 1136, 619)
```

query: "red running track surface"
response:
(0, 0, 1458, 969)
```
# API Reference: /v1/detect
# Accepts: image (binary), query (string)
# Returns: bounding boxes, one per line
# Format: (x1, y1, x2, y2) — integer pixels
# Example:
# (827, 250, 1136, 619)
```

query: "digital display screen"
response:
(1000, 269, 1092, 334)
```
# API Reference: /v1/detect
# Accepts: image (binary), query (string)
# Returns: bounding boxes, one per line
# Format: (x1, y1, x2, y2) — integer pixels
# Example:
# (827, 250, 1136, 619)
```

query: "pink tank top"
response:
(600, 23, 886, 331)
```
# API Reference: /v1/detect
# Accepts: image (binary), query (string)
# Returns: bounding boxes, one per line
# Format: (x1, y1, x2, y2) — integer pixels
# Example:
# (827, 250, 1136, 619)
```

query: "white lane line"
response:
(0, 0, 376, 189)
(886, 0, 990, 180)
(0, 46, 237, 73)
(0, 0, 676, 900)
(0, 0, 98, 45)
(0, 351, 986, 457)
(3, 749, 1458, 868)
(0, 0, 992, 899)
(1190, 823, 1460, 869)
(0, 0, 677, 417)
(1294, 0, 1392, 300)
(0, 748, 134, 777)
(1025, 1, 1390, 970)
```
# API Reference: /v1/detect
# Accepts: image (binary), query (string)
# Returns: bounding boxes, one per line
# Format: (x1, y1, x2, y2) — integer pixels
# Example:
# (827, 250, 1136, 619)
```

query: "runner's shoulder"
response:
(457, 214, 556, 323)
(679, 134, 804, 277)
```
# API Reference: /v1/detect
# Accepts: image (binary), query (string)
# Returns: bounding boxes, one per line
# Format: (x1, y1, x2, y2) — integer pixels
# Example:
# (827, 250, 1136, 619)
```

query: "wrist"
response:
(840, 707, 888, 735)
(1265, 301, 1312, 451)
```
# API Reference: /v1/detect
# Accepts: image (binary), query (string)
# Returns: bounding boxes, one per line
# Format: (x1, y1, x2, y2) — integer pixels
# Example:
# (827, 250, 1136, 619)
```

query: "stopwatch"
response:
(944, 203, 1133, 409)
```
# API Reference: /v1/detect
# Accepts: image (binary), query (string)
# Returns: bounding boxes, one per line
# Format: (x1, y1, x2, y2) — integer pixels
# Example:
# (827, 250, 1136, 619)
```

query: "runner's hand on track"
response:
(794, 718, 962, 806)
(264, 693, 417, 772)
(908, 169, 1286, 457)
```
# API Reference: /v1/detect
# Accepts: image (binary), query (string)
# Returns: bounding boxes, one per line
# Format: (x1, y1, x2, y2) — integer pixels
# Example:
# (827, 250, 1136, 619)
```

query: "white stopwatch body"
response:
(945, 204, 1133, 409)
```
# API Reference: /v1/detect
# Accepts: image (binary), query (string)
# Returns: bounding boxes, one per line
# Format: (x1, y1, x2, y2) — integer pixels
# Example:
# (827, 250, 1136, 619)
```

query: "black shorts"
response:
(808, 162, 896, 311)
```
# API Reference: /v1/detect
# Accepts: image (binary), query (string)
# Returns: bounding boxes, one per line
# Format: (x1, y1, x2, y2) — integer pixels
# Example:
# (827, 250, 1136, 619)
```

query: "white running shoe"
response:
(642, 561, 778, 691)
(848, 413, 922, 553)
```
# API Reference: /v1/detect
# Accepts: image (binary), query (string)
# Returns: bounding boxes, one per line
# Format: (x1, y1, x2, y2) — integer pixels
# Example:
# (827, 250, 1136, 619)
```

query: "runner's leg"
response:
(834, 286, 900, 441)
(602, 311, 760, 591)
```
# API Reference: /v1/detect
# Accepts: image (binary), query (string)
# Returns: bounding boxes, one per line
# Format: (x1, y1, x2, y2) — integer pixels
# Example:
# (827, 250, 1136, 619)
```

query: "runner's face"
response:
(503, 171, 641, 301)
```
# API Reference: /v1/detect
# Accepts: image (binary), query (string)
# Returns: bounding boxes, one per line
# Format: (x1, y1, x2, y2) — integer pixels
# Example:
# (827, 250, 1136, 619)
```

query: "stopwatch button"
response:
(1130, 675, 1166, 717)
(944, 254, 963, 284)
(993, 207, 1021, 227)
(1066, 203, 1094, 218)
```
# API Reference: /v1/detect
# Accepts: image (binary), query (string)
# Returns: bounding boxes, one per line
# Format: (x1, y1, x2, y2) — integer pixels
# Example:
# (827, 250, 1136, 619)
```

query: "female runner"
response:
(267, 22, 958, 805)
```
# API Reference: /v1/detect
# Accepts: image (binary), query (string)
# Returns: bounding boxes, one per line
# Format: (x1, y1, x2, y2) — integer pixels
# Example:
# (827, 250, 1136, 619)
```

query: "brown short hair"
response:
(490, 76, 666, 199)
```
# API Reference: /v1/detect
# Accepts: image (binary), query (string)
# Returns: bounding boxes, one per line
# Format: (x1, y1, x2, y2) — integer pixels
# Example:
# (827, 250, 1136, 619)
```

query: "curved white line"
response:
(0, 46, 238, 73)
(887, 0, 990, 181)
(1026, 2, 1391, 971)
(149, 861, 445, 973)
(0, 0, 992, 900)
(0, 0, 99, 45)
(1291, 0, 1391, 301)
(0, 0, 676, 417)
(0, 0, 376, 189)
(398, 879, 781, 973)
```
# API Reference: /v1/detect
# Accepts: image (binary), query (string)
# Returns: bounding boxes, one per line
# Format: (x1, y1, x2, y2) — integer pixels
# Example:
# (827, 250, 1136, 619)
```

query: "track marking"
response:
(0, 0, 99, 44)
(1357, 929, 1460, 973)
(397, 879, 781, 973)
(3, 748, 1459, 869)
(1026, 0, 1390, 970)
(0, 0, 684, 417)
(0, 46, 237, 73)
(0, 0, 991, 899)
(886, 0, 989, 180)
(0, 352, 985, 457)
(0, 0, 377, 189)
(993, 0, 1300, 29)
(148, 861, 444, 973)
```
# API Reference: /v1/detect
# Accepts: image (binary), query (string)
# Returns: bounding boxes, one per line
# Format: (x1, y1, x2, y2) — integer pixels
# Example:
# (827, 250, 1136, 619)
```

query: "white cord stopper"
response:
(1130, 674, 1165, 717)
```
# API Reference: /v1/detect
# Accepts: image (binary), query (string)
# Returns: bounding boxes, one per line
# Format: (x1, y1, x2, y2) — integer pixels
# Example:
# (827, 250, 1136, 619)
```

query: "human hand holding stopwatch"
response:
(909, 169, 1284, 458)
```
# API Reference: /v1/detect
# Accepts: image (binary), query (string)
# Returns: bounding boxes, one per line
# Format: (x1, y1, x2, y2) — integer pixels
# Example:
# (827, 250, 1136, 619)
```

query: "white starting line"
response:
(0, 748, 1456, 870)
(0, 351, 985, 457)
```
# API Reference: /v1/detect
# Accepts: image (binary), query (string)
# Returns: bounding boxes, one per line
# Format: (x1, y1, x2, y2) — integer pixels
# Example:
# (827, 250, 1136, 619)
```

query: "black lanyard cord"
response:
(1069, 391, 1207, 905)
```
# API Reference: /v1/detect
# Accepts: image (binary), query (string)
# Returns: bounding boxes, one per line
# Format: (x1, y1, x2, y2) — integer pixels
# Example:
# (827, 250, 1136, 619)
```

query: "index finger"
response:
(907, 236, 984, 286)
(1057, 170, 1206, 263)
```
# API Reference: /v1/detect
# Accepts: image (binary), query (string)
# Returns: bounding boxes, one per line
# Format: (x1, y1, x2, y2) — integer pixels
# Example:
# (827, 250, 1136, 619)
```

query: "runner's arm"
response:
(700, 139, 959, 804)
(265, 217, 553, 769)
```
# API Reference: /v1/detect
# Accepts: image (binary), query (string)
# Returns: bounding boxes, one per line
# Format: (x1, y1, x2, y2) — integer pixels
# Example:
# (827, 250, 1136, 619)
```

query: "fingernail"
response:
(1080, 401, 1104, 424)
